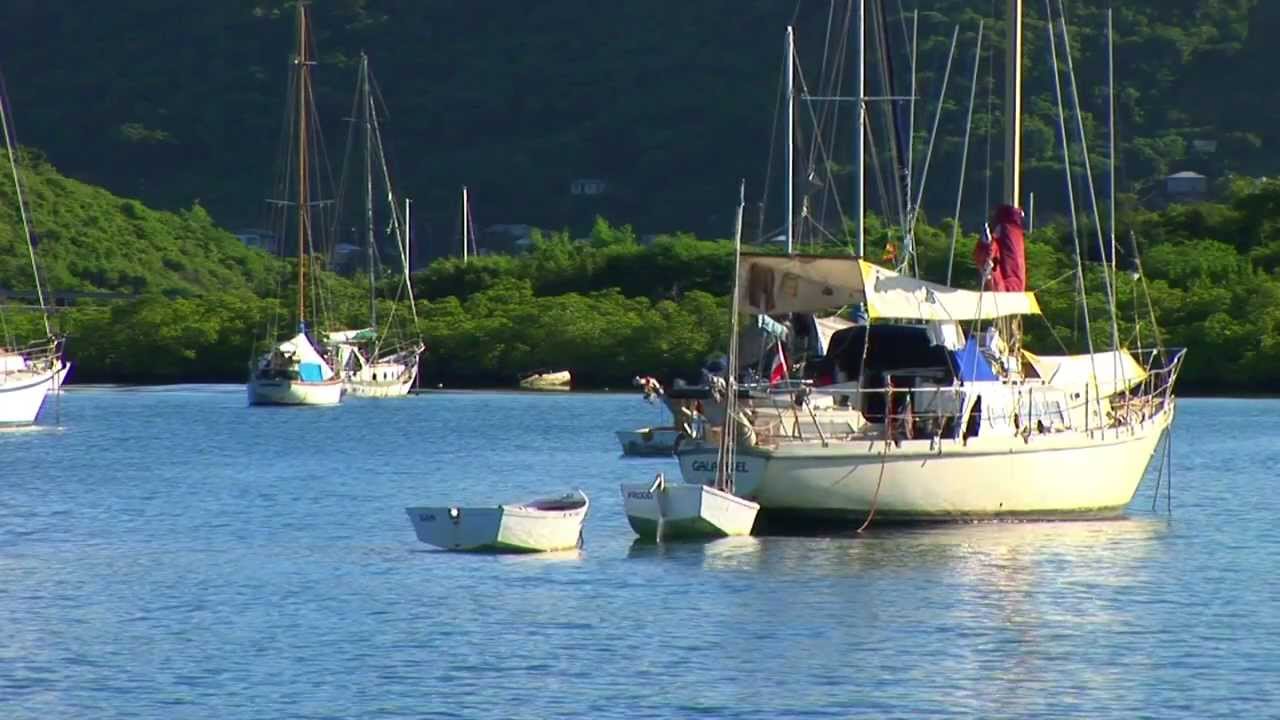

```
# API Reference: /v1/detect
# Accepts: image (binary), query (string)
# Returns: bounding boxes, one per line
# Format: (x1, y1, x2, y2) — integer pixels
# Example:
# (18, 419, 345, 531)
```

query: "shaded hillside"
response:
(0, 1, 1273, 256)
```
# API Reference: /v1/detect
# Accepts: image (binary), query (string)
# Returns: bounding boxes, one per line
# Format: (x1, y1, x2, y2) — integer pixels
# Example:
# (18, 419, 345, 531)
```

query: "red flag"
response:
(769, 341, 789, 385)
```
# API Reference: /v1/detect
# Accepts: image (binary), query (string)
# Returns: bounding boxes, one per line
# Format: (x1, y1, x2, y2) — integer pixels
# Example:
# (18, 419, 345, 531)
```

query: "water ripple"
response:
(0, 391, 1276, 718)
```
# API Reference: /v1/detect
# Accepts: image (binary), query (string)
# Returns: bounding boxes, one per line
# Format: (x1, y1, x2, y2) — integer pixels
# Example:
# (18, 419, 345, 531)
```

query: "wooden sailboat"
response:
(247, 1, 343, 407)
(330, 52, 424, 399)
(0, 77, 69, 426)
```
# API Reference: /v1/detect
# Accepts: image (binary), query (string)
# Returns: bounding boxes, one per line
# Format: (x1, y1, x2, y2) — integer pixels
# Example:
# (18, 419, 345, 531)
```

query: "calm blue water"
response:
(1, 388, 1277, 718)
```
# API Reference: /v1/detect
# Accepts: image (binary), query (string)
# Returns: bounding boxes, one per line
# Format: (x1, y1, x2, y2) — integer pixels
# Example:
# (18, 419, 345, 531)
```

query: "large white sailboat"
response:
(0, 82, 69, 426)
(676, 0, 1184, 525)
(329, 53, 424, 399)
(247, 2, 343, 407)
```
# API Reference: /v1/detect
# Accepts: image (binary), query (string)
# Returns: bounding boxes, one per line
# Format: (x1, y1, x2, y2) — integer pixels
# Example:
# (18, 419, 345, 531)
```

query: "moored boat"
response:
(0, 82, 69, 427)
(616, 427, 682, 456)
(623, 183, 760, 542)
(0, 342, 69, 427)
(246, 2, 345, 407)
(519, 369, 571, 391)
(674, 1, 1185, 526)
(622, 473, 758, 541)
(405, 490, 589, 552)
(676, 255, 1184, 525)
(328, 53, 425, 399)
(247, 332, 344, 406)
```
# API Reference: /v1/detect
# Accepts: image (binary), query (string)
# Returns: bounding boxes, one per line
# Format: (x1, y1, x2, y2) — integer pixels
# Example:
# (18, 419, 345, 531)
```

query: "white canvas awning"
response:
(1023, 350, 1147, 398)
(858, 261, 1041, 321)
(737, 254, 1040, 320)
(813, 315, 856, 355)
(326, 328, 375, 343)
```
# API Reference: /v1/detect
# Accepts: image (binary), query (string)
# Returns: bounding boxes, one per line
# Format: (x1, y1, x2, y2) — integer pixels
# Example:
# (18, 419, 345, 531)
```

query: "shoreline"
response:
(55, 382, 1278, 400)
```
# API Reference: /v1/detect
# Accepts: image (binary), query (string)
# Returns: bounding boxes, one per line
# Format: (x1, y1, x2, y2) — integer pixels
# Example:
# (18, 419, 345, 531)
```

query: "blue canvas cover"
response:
(951, 336, 999, 382)
(298, 362, 325, 382)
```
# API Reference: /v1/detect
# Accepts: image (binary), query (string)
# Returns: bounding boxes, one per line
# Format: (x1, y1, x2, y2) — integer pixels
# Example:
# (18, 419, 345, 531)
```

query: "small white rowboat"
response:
(405, 490, 589, 552)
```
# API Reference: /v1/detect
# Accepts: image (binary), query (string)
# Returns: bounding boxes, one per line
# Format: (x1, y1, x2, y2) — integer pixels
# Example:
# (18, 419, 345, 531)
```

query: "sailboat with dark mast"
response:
(247, 1, 343, 407)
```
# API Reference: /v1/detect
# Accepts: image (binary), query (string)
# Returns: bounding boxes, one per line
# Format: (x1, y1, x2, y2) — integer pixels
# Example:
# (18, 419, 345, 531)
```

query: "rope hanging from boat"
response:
(1150, 425, 1174, 515)
(858, 390, 893, 533)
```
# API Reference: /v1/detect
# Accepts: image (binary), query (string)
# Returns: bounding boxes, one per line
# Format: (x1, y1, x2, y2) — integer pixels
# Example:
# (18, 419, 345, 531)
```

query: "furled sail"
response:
(736, 254, 1040, 320)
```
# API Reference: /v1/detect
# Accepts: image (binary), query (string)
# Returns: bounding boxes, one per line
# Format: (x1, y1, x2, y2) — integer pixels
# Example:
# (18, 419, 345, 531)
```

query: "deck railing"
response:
(690, 348, 1188, 448)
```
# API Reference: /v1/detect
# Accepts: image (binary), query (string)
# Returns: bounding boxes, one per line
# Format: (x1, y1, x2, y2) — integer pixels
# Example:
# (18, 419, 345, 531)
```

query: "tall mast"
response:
(1003, 0, 1023, 208)
(295, 2, 310, 331)
(855, 0, 866, 256)
(462, 186, 470, 263)
(1107, 8, 1117, 286)
(785, 26, 794, 254)
(0, 84, 50, 336)
(361, 52, 376, 329)
(404, 198, 412, 281)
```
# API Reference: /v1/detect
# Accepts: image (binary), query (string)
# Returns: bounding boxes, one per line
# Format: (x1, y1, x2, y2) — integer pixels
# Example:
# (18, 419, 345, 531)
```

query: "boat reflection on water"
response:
(627, 516, 1168, 583)
(766, 518, 1164, 573)
(626, 535, 765, 570)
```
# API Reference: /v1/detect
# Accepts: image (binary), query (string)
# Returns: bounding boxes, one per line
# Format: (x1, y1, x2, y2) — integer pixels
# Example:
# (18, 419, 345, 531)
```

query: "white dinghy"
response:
(616, 376, 684, 456)
(621, 183, 759, 542)
(519, 370, 571, 391)
(405, 490, 589, 552)
(622, 473, 758, 542)
(616, 427, 682, 456)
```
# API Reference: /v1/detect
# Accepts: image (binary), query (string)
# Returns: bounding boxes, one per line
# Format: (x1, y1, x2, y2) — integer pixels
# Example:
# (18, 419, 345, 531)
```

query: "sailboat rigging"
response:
(328, 52, 425, 399)
(0, 74, 69, 426)
(673, 0, 1185, 527)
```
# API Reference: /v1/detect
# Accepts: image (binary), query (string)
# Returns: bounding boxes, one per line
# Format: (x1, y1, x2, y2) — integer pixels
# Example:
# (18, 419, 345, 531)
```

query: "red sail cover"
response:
(973, 204, 1027, 292)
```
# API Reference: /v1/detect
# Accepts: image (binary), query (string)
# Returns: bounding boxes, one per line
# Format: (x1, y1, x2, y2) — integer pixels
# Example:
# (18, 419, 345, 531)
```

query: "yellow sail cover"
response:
(736, 254, 1040, 320)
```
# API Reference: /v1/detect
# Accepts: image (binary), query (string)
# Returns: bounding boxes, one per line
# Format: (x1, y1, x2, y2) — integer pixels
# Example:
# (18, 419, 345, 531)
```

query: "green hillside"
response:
(0, 157, 1277, 392)
(0, 150, 277, 297)
(0, 1, 1272, 248)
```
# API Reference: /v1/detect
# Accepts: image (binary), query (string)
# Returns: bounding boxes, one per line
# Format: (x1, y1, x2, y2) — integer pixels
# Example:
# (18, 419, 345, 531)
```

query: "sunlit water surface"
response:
(1, 389, 1277, 718)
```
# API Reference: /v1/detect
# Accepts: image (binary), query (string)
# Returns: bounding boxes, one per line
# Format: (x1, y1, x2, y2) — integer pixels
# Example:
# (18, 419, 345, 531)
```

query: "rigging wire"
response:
(947, 21, 985, 286)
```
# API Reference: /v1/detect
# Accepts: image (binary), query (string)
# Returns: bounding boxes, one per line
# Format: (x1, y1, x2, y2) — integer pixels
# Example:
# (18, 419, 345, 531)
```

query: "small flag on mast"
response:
(769, 341, 788, 385)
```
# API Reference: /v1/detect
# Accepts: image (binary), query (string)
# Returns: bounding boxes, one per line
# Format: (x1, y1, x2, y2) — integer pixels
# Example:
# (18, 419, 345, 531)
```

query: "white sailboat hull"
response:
(344, 361, 419, 398)
(622, 480, 759, 540)
(247, 377, 344, 406)
(677, 404, 1174, 521)
(405, 491, 589, 552)
(616, 427, 682, 456)
(0, 361, 69, 427)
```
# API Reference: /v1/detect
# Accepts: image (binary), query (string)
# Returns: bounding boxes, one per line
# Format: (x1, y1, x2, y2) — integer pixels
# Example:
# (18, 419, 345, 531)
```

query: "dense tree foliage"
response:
(3, 103, 1280, 393)
(0, 1, 1273, 251)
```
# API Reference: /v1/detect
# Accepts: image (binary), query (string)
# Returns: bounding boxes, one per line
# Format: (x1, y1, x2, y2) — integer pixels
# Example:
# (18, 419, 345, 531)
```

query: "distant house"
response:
(570, 178, 607, 196)
(1192, 140, 1218, 154)
(234, 228, 279, 254)
(1164, 171, 1208, 202)
(483, 223, 535, 254)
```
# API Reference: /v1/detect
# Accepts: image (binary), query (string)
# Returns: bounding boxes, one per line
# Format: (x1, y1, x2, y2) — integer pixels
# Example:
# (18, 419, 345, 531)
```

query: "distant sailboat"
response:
(0, 74, 69, 426)
(247, 1, 343, 407)
(329, 52, 424, 399)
